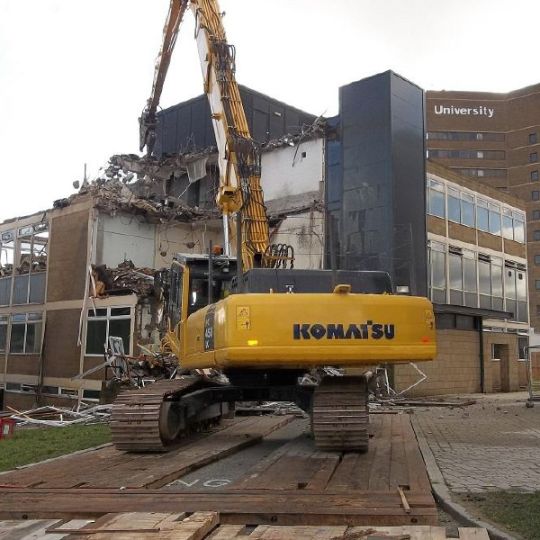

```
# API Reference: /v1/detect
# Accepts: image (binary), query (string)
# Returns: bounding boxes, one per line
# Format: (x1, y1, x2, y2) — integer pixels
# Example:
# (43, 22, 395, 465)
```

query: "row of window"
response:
(428, 241, 528, 322)
(0, 223, 49, 307)
(427, 179, 526, 242)
(428, 149, 506, 160)
(427, 131, 537, 145)
(455, 168, 507, 178)
(0, 313, 42, 354)
(0, 307, 131, 356)
(427, 132, 505, 142)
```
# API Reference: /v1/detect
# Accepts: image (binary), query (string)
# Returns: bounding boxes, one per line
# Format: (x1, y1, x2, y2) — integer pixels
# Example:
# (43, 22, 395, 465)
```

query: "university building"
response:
(426, 84, 540, 331)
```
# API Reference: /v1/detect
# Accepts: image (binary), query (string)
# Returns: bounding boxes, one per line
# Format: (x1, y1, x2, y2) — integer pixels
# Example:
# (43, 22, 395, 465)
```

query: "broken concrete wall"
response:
(154, 221, 224, 268)
(261, 138, 324, 201)
(96, 213, 155, 269)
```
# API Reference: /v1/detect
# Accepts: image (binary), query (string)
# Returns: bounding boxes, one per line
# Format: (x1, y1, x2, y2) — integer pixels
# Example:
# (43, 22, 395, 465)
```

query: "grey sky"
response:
(1, 0, 538, 220)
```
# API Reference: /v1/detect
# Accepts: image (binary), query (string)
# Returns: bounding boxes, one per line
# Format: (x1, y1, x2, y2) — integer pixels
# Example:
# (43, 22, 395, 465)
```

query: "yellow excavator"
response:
(111, 0, 436, 453)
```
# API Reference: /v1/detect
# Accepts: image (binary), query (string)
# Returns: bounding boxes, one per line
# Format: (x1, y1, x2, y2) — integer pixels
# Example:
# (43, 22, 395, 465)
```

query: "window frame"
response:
(85, 306, 133, 357)
(8, 312, 43, 355)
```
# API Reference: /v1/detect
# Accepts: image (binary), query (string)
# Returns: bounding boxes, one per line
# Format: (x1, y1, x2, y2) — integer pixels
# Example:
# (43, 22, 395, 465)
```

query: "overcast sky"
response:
(1, 0, 539, 220)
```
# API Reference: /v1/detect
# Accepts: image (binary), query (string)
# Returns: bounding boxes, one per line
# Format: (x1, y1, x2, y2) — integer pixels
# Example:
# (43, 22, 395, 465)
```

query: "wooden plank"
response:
(249, 525, 347, 539)
(349, 525, 447, 540)
(0, 488, 437, 526)
(458, 528, 490, 540)
(206, 525, 245, 539)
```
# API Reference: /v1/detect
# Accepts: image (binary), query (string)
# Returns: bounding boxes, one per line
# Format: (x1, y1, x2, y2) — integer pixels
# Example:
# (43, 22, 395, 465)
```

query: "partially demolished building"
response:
(0, 79, 532, 410)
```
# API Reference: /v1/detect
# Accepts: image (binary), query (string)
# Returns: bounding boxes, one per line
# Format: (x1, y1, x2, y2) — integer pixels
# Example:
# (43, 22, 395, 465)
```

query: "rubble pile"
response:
(108, 260, 155, 297)
(7, 404, 112, 428)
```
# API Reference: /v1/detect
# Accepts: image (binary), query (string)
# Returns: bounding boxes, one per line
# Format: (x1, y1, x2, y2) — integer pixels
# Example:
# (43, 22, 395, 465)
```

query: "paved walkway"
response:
(412, 392, 540, 493)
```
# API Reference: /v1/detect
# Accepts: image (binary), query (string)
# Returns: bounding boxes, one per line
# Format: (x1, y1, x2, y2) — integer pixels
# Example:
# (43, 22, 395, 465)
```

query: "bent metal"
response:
(293, 322, 395, 340)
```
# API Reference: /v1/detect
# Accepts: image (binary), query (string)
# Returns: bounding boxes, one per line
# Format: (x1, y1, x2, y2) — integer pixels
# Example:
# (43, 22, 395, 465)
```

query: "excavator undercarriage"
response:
(111, 372, 370, 453)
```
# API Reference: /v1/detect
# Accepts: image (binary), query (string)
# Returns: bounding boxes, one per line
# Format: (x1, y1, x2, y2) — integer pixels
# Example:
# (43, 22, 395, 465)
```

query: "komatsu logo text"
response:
(293, 322, 395, 340)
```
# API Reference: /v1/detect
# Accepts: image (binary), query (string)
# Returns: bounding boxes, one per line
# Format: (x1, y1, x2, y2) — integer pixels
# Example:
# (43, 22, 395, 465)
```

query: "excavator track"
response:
(111, 376, 218, 452)
(311, 376, 369, 452)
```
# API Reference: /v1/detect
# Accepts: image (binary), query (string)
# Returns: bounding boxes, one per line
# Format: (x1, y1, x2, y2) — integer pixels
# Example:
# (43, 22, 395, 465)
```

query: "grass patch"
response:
(459, 491, 540, 540)
(0, 423, 111, 472)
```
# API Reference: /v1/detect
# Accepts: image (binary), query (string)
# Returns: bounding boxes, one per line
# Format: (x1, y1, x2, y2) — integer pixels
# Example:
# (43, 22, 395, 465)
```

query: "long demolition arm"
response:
(142, 0, 292, 269)
(139, 0, 188, 156)
(189, 0, 273, 269)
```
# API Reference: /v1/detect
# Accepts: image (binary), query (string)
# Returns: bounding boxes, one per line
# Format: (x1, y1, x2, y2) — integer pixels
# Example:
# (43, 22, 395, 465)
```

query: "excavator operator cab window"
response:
(188, 276, 232, 315)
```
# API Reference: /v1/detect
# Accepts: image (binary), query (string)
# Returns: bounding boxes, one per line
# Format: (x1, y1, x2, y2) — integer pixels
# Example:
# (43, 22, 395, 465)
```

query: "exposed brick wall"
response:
(43, 309, 81, 379)
(6, 355, 40, 377)
(394, 329, 481, 396)
(482, 332, 520, 392)
(47, 209, 89, 302)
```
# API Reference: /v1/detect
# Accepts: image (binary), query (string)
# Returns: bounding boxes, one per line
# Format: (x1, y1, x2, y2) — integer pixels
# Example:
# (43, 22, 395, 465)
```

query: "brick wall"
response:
(394, 329, 481, 396)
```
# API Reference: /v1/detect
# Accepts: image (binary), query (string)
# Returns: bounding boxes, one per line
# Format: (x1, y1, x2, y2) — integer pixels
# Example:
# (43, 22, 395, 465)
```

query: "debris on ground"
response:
(235, 401, 307, 417)
(7, 404, 112, 428)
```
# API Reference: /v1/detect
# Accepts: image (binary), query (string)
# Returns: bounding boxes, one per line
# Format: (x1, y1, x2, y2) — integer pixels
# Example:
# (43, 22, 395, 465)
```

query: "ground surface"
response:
(0, 424, 110, 473)
(412, 392, 540, 539)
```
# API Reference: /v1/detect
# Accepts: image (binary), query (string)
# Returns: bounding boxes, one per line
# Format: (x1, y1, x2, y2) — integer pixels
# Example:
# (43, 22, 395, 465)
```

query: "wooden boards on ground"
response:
(0, 512, 491, 539)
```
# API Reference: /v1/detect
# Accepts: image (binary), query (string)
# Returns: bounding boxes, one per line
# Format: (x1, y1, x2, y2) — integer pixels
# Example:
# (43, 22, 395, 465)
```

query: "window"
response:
(518, 336, 528, 361)
(447, 187, 461, 223)
(83, 389, 101, 401)
(536, 280, 540, 290)
(476, 199, 489, 232)
(12, 223, 48, 305)
(86, 306, 131, 355)
(0, 315, 7, 352)
(427, 180, 445, 218)
(9, 312, 43, 354)
(532, 191, 540, 201)
(461, 193, 475, 227)
(491, 344, 504, 361)
(530, 133, 538, 145)
(427, 132, 505, 142)
(502, 208, 513, 240)
(530, 152, 538, 163)
(488, 203, 501, 235)
(456, 168, 507, 178)
(531, 170, 539, 182)
(463, 250, 477, 307)
(534, 230, 540, 241)
(516, 269, 528, 322)
(428, 149, 505, 160)
(513, 212, 525, 243)
(535, 256, 540, 265)
(491, 257, 504, 311)
(0, 231, 15, 306)
(430, 241, 446, 303)
(533, 210, 540, 220)
(449, 248, 463, 305)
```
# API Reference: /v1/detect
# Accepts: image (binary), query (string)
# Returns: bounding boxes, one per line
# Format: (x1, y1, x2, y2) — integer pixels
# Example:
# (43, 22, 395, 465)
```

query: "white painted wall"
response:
(271, 210, 324, 270)
(261, 138, 324, 201)
(96, 214, 155, 268)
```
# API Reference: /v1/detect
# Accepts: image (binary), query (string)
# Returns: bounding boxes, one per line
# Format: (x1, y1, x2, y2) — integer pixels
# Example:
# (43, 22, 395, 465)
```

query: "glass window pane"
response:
(109, 319, 131, 354)
(492, 262, 503, 297)
(432, 250, 446, 289)
(88, 309, 107, 318)
(429, 190, 445, 218)
(448, 195, 461, 223)
(25, 322, 42, 354)
(10, 324, 25, 353)
(12, 274, 29, 304)
(517, 272, 527, 302)
(505, 268, 516, 299)
(449, 254, 463, 290)
(489, 211, 501, 235)
(111, 307, 131, 317)
(514, 220, 524, 243)
(86, 320, 107, 355)
(0, 325, 6, 352)
(464, 257, 477, 293)
(0, 277, 11, 306)
(461, 200, 474, 227)
(502, 216, 513, 240)
(29, 273, 46, 304)
(479, 261, 490, 295)
(477, 207, 489, 232)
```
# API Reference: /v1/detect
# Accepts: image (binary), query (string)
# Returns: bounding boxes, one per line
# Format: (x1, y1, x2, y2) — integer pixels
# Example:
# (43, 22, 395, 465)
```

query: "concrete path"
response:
(412, 392, 540, 494)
